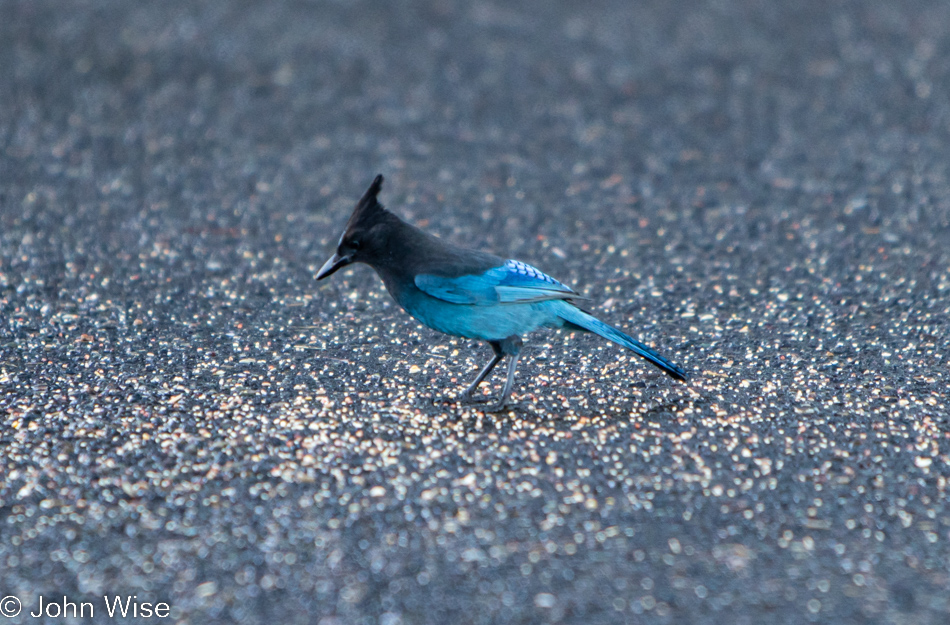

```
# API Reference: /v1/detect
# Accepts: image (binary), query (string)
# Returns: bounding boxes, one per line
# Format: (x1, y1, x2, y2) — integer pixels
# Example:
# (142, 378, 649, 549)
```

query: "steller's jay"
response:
(317, 175, 687, 411)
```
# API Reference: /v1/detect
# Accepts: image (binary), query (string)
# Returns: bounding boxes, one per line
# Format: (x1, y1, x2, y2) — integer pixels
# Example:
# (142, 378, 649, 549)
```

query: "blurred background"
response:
(2, 1, 949, 623)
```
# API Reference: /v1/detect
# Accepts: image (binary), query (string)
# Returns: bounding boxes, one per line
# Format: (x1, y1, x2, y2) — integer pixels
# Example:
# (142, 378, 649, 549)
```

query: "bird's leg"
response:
(486, 336, 523, 412)
(460, 341, 504, 402)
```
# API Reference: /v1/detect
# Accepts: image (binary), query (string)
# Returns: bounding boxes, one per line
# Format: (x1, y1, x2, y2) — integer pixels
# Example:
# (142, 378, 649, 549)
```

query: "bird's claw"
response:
(458, 392, 510, 411)
(459, 390, 491, 404)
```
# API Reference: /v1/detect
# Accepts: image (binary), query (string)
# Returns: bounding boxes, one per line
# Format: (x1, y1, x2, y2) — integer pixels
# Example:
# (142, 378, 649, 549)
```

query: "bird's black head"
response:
(317, 174, 392, 280)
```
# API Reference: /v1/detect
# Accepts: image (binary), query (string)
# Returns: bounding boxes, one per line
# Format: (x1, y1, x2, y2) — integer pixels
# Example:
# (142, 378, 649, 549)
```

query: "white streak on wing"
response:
(503, 259, 559, 284)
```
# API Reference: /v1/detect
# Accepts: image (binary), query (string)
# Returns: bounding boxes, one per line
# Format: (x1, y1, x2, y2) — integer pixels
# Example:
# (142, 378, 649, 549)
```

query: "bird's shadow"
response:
(420, 379, 705, 435)
(423, 394, 532, 432)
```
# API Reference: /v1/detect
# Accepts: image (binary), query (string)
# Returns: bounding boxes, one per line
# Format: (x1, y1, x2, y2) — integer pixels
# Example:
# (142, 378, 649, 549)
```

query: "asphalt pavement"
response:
(1, 0, 949, 623)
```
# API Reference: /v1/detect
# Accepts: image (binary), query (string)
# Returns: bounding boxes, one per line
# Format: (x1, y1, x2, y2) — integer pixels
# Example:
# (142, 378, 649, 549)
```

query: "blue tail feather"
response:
(553, 303, 688, 381)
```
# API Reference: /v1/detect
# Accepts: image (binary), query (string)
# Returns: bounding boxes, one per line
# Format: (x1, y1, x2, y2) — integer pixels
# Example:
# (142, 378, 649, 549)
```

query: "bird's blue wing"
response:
(415, 259, 579, 305)
(413, 273, 499, 304)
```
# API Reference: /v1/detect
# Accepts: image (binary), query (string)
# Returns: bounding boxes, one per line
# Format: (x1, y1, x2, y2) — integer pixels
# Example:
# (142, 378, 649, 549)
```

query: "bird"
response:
(316, 174, 687, 411)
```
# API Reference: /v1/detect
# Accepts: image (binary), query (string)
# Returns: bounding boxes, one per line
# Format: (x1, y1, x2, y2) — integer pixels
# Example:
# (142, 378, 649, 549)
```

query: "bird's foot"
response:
(460, 388, 513, 411)
(459, 391, 492, 405)
(482, 400, 512, 413)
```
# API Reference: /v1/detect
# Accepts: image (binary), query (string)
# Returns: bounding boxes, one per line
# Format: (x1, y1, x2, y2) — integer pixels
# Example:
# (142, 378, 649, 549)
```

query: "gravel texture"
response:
(2, 1, 949, 623)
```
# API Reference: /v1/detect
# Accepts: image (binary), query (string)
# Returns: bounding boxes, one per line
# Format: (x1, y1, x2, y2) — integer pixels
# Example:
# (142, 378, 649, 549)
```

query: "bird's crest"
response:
(347, 174, 386, 228)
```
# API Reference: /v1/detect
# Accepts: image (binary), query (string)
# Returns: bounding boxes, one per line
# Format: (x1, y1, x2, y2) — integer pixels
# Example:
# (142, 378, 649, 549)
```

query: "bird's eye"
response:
(349, 239, 361, 250)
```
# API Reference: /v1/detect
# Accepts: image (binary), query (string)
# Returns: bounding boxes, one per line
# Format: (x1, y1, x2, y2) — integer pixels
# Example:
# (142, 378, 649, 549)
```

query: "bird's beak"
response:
(316, 252, 352, 280)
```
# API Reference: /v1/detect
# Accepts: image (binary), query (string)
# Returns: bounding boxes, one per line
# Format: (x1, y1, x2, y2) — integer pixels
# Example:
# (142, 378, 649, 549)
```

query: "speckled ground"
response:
(2, 1, 949, 623)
